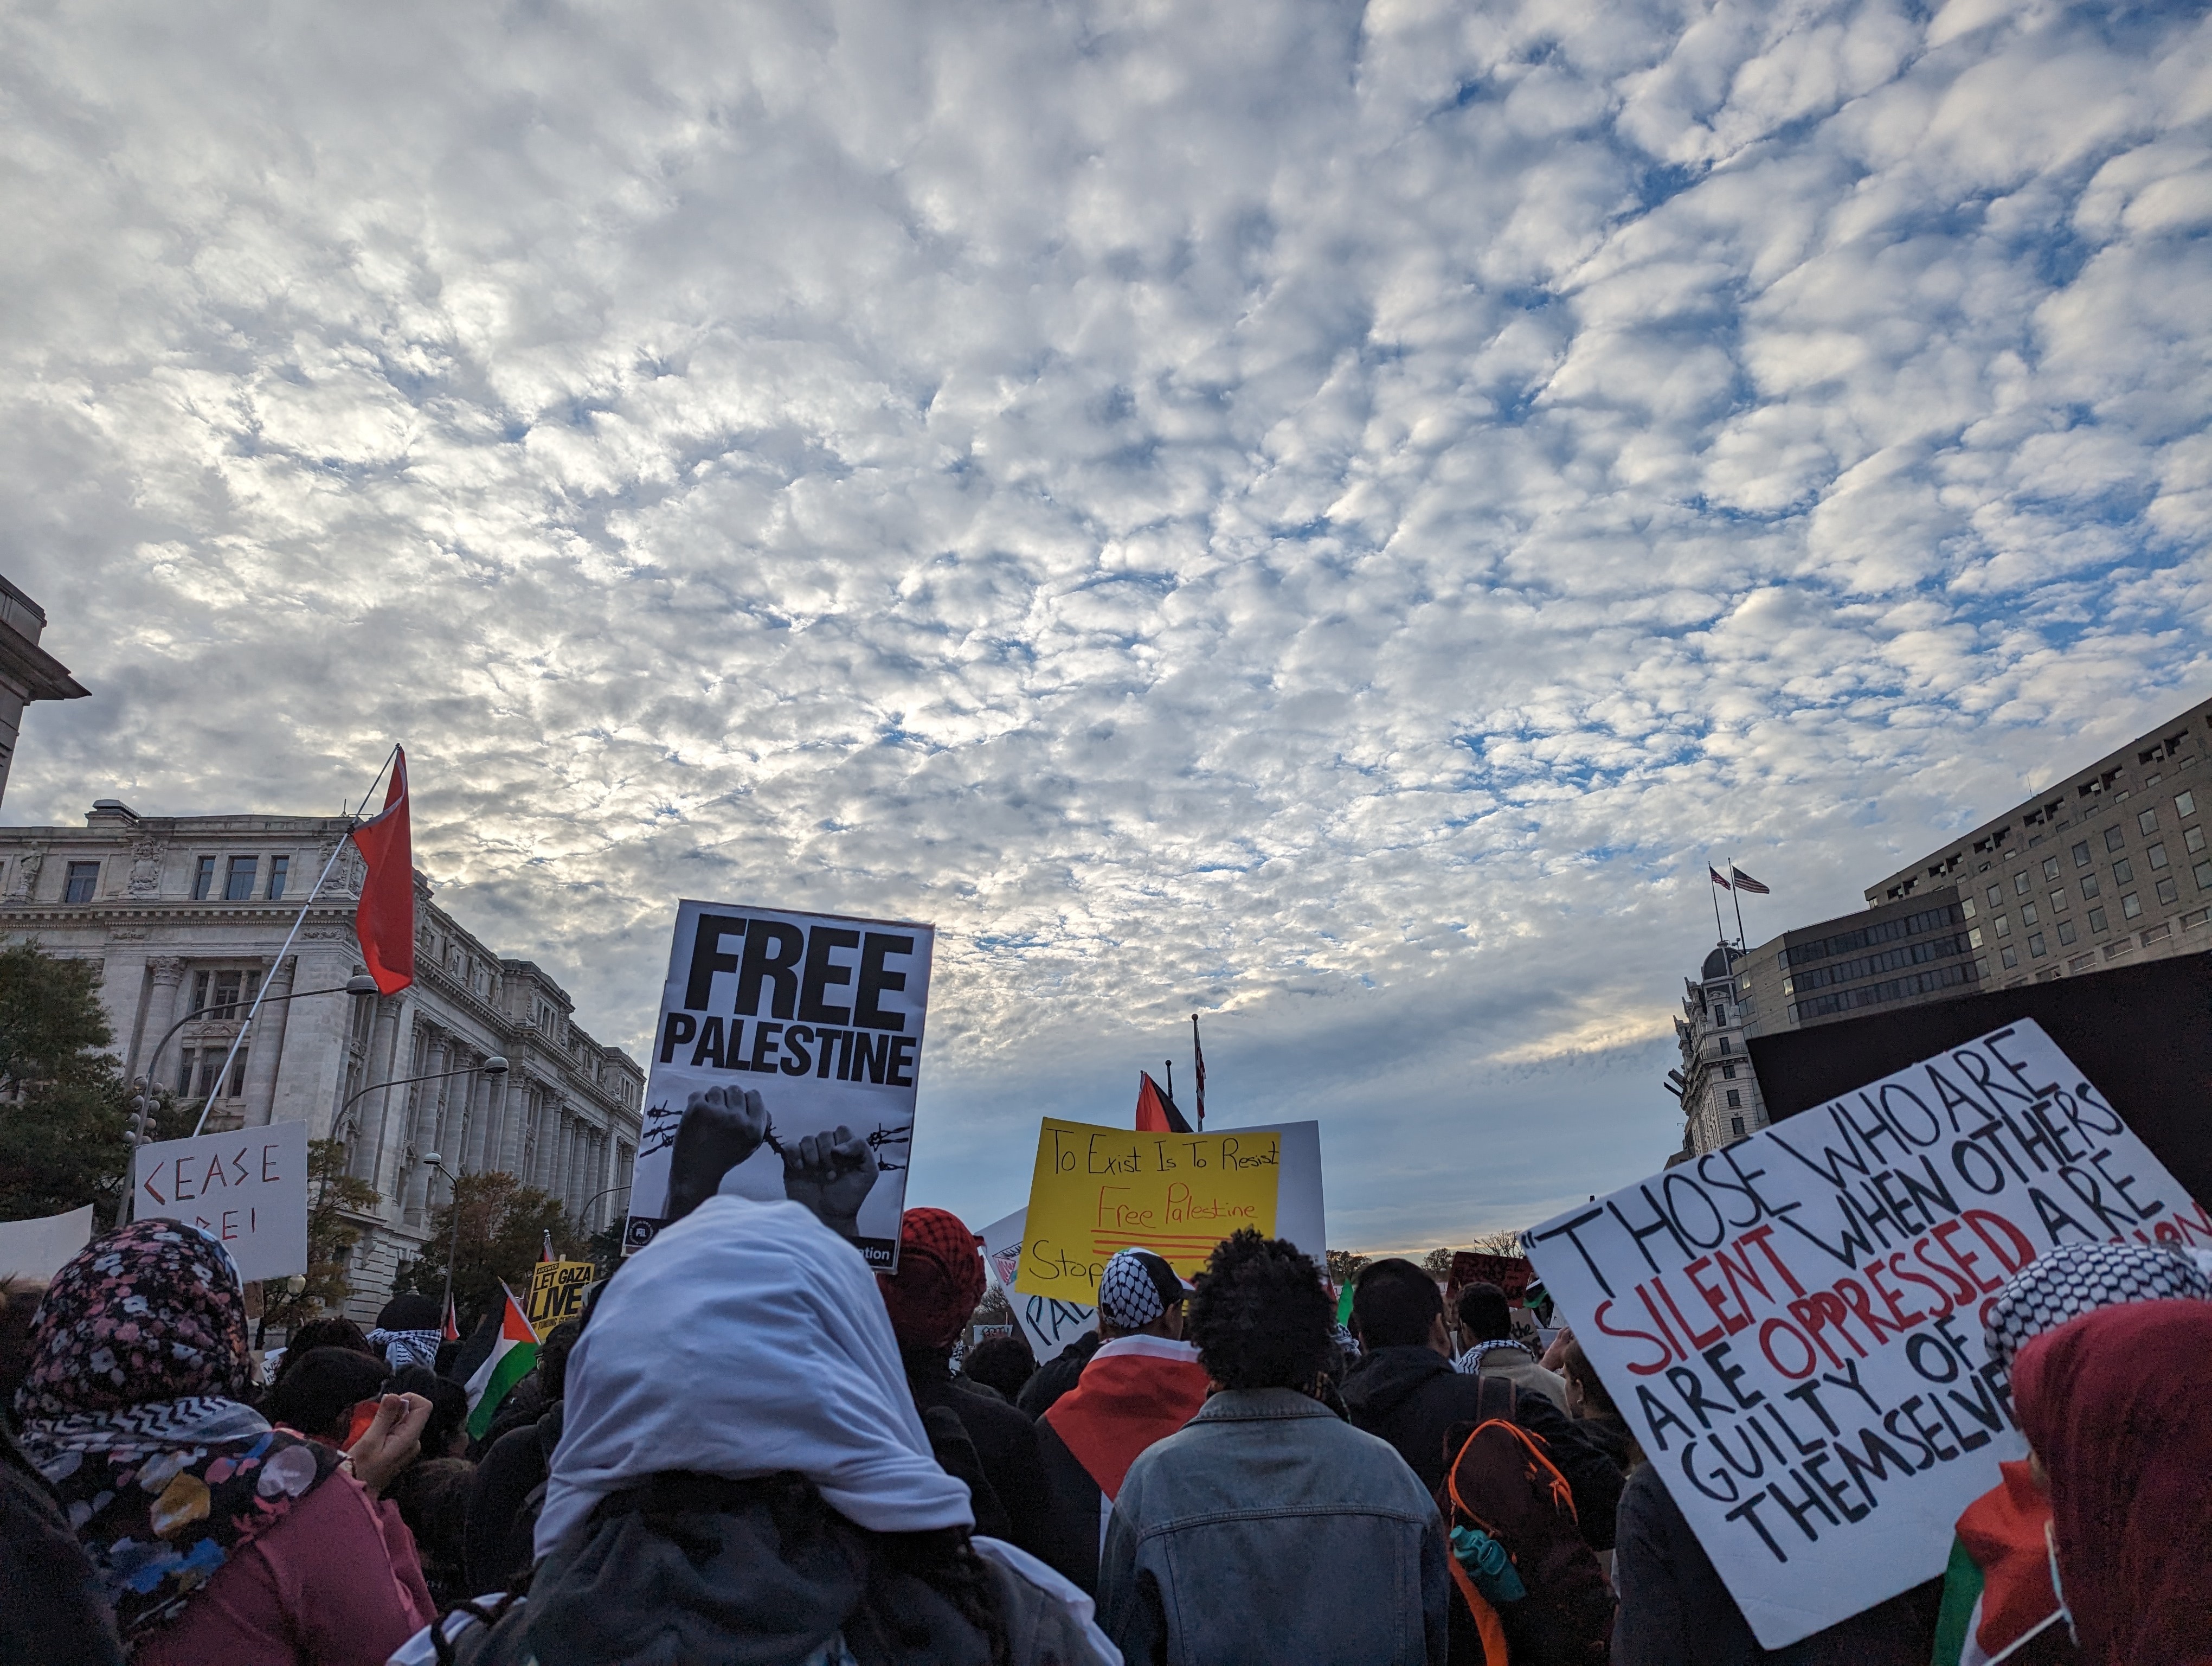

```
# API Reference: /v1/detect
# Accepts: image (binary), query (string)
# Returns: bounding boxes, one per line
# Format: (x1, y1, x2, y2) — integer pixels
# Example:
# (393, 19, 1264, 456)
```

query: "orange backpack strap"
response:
(1446, 1551, 1513, 1666)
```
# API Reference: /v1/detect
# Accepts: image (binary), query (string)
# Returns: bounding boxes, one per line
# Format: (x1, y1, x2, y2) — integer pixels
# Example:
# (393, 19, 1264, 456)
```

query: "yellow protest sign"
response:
(524, 1259, 596, 1339)
(1020, 1118, 1281, 1300)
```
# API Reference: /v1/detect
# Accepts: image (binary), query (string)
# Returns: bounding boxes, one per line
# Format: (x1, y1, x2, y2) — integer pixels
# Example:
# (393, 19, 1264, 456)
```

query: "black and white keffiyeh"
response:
(1984, 1241, 2211, 1374)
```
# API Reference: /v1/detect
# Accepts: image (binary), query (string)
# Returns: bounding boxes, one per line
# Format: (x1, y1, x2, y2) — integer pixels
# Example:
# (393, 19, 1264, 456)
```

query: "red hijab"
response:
(2010, 1298, 2212, 1666)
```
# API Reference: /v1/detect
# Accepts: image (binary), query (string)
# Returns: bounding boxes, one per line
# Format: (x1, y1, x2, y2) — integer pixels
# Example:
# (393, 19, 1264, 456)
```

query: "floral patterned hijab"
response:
(14, 1219, 340, 1643)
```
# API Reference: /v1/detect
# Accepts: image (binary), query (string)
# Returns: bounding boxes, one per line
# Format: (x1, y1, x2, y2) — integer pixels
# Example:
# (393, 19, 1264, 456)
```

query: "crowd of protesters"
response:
(2, 1204, 2208, 1666)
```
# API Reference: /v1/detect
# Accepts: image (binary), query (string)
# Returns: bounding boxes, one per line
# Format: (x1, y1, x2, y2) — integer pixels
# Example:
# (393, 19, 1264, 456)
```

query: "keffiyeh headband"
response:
(1984, 1241, 2211, 1374)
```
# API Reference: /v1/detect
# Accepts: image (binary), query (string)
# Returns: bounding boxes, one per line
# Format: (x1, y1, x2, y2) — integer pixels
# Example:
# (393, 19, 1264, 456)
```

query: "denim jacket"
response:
(1097, 1387, 1450, 1666)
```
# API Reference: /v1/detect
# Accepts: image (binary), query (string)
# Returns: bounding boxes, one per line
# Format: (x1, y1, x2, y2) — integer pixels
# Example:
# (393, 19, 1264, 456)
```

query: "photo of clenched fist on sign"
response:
(664, 1083, 878, 1236)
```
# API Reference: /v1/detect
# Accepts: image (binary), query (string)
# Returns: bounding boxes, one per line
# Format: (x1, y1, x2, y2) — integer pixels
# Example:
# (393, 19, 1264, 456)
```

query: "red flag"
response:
(1135, 1071, 1192, 1135)
(441, 1289, 460, 1342)
(350, 748, 415, 995)
(541, 1230, 555, 1264)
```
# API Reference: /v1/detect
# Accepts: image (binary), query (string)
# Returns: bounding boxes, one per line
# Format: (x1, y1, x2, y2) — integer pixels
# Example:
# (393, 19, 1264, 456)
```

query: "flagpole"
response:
(189, 745, 401, 1138)
(1730, 868, 1747, 950)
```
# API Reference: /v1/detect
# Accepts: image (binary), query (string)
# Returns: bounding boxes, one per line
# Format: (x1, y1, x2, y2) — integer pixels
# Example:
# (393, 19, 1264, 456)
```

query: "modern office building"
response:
(0, 801, 643, 1317)
(0, 575, 88, 810)
(1671, 694, 2211, 1155)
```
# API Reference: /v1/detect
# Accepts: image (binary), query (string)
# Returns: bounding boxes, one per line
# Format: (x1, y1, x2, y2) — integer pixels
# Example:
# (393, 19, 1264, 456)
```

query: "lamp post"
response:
(408, 1055, 509, 1329)
(123, 973, 384, 1223)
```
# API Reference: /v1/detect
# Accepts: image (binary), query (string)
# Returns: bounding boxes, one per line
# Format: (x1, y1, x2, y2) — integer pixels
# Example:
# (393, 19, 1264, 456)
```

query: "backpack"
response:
(1441, 1377, 1612, 1666)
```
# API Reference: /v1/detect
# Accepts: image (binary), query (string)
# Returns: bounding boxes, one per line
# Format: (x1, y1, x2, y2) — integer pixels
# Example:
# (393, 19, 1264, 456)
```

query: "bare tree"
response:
(1467, 1229, 1527, 1258)
(1421, 1246, 1455, 1279)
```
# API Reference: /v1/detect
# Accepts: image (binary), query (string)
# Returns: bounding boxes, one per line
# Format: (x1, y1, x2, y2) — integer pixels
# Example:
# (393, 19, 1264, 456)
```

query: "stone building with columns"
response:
(0, 799, 642, 1319)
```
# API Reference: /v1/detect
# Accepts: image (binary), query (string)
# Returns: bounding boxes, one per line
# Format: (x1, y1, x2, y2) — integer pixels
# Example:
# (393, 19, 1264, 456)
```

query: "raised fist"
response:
(664, 1085, 769, 1223)
(782, 1125, 877, 1238)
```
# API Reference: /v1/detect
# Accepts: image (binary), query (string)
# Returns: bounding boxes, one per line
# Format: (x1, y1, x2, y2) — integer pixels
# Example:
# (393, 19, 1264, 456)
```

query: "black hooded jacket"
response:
(1340, 1345, 1629, 1549)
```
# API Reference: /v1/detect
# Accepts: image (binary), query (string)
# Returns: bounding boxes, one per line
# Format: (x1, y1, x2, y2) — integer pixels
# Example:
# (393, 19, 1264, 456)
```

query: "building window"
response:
(223, 856, 256, 901)
(2113, 858, 2134, 884)
(1960, 896, 1977, 919)
(2106, 826, 2127, 853)
(1995, 914, 2011, 937)
(2021, 902, 2038, 927)
(2072, 841, 2092, 868)
(2028, 933, 2046, 957)
(2041, 856, 2059, 882)
(2013, 871, 2030, 896)
(2082, 873, 2101, 899)
(1717, 1035, 1732, 1054)
(1721, 1062, 1737, 1079)
(193, 856, 217, 900)
(2157, 877, 2179, 907)
(2001, 946, 2019, 969)
(2057, 919, 2077, 946)
(1725, 1089, 1741, 1108)
(2089, 906, 2108, 933)
(189, 968, 261, 1018)
(2139, 808, 2159, 835)
(2147, 842, 2169, 871)
(1986, 885, 2002, 907)
(2121, 893, 2143, 920)
(267, 855, 290, 900)
(62, 861, 99, 904)
(1731, 1116, 1746, 1139)
(2198, 861, 2212, 890)
(2179, 791, 2197, 818)
(2188, 827, 2206, 855)
(2050, 889, 2067, 911)
(1969, 926, 1984, 949)
(177, 1046, 243, 1098)
(1712, 1005, 1728, 1025)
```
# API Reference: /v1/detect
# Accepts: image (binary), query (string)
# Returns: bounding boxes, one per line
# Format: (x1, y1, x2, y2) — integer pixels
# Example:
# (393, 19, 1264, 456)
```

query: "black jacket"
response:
(466, 1399, 563, 1594)
(1341, 1346, 1628, 1548)
(0, 1429, 123, 1666)
(1612, 1463, 1940, 1665)
(906, 1353, 1056, 1563)
(1014, 1331, 1102, 1419)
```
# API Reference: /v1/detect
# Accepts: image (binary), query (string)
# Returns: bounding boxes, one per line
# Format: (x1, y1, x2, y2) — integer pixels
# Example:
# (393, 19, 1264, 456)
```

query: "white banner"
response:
(1526, 1019, 2207, 1648)
(624, 900, 934, 1270)
(0, 1204, 95, 1280)
(979, 1207, 1097, 1363)
(131, 1120, 309, 1283)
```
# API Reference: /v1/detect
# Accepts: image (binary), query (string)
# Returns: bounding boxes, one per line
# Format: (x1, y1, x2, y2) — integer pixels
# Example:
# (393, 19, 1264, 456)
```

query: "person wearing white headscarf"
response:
(395, 1193, 1118, 1666)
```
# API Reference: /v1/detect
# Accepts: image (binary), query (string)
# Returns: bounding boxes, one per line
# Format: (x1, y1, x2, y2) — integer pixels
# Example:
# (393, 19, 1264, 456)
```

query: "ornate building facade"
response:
(0, 799, 642, 1318)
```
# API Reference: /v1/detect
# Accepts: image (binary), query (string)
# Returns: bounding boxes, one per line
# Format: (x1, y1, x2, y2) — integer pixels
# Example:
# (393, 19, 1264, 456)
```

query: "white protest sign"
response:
(979, 1207, 1097, 1362)
(625, 900, 934, 1270)
(1526, 1020, 2207, 1648)
(0, 1204, 94, 1280)
(132, 1120, 309, 1283)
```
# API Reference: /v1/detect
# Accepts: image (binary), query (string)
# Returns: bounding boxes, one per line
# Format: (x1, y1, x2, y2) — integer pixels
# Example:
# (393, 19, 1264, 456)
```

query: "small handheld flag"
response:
(541, 1230, 555, 1264)
(441, 1290, 459, 1342)
(465, 1283, 539, 1441)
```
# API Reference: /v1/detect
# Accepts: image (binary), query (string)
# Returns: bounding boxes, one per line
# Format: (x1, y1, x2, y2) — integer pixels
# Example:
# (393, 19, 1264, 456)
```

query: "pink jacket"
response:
(137, 1469, 436, 1666)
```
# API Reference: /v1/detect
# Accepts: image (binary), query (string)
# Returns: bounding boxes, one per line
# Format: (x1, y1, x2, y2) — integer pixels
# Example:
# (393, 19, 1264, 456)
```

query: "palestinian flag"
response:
(1930, 1460, 2070, 1666)
(464, 1283, 539, 1441)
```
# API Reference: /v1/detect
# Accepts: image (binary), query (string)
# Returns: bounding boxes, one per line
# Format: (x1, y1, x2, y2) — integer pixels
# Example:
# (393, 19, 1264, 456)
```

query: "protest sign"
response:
(1526, 1020, 2207, 1648)
(1018, 1119, 1327, 1303)
(979, 1207, 1097, 1362)
(524, 1259, 596, 1338)
(1448, 1251, 1532, 1299)
(624, 901, 934, 1269)
(132, 1119, 308, 1283)
(0, 1204, 93, 1280)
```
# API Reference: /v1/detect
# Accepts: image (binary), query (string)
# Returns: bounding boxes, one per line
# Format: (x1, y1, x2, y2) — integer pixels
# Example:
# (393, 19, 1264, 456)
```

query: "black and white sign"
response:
(1526, 1020, 2207, 1648)
(623, 900, 934, 1268)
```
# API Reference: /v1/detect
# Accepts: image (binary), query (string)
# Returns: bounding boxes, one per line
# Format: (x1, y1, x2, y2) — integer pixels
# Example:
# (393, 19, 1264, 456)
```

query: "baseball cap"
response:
(1098, 1247, 1195, 1330)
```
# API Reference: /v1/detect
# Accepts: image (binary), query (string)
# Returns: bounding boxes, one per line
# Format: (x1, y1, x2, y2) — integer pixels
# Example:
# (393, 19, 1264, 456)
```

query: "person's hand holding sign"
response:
(782, 1125, 877, 1238)
(665, 1085, 769, 1223)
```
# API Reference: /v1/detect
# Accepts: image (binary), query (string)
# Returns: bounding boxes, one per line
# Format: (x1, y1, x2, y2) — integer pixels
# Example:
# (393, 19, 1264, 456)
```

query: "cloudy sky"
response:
(4, 0, 2208, 1251)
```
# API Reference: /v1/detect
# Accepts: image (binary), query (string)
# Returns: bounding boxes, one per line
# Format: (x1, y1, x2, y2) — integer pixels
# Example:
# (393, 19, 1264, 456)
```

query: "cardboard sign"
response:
(524, 1259, 596, 1339)
(624, 901, 934, 1269)
(0, 1204, 94, 1280)
(1448, 1251, 1532, 1299)
(1525, 1020, 2207, 1648)
(979, 1207, 1097, 1362)
(132, 1120, 309, 1283)
(1017, 1118, 1328, 1303)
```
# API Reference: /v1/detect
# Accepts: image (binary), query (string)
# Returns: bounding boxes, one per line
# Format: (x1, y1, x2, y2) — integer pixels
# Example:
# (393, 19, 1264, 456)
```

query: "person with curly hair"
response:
(1098, 1228, 1449, 1666)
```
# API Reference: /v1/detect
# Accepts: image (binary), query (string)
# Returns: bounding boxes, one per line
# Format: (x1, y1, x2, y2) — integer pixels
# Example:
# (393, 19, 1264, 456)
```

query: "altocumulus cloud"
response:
(2, 0, 2209, 1248)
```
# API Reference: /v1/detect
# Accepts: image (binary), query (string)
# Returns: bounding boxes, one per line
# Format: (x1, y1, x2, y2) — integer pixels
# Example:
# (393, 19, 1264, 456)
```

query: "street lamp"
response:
(408, 1055, 509, 1328)
(124, 973, 384, 1222)
(577, 1180, 632, 1235)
